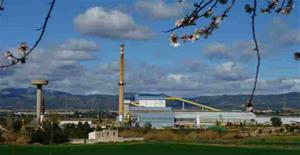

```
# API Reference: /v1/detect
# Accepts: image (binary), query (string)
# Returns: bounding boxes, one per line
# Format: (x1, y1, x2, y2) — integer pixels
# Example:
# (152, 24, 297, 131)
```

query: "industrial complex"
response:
(123, 94, 256, 128)
(20, 44, 299, 129)
(116, 44, 257, 129)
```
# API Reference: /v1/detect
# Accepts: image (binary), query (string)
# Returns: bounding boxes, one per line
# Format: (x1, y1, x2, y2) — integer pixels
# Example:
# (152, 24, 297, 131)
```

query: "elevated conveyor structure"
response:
(166, 97, 222, 112)
(130, 101, 140, 107)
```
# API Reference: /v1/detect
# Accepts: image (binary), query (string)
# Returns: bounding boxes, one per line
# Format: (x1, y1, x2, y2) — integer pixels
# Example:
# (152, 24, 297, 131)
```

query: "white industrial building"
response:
(256, 116, 300, 125)
(134, 94, 166, 107)
(174, 111, 256, 127)
(126, 94, 261, 128)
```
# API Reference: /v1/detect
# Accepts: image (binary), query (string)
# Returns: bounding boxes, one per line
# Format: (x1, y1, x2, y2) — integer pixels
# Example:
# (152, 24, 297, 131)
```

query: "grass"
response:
(193, 135, 300, 149)
(0, 142, 299, 155)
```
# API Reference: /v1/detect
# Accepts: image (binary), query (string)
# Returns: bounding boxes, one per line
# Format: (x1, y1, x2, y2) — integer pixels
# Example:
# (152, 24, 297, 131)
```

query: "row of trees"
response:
(31, 121, 94, 144)
(0, 120, 94, 144)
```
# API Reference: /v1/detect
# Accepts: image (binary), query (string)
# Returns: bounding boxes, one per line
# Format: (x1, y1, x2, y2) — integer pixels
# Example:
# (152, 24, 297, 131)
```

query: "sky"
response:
(0, 0, 299, 97)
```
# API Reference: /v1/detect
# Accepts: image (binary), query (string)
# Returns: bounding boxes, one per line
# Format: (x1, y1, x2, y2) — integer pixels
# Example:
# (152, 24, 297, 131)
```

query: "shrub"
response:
(258, 129, 263, 135)
(144, 122, 152, 129)
(270, 117, 282, 127)
(279, 127, 284, 133)
(268, 130, 272, 134)
(0, 131, 5, 143)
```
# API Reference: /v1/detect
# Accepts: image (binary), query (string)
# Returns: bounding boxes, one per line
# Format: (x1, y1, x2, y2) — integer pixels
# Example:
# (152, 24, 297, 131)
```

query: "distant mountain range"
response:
(0, 88, 299, 111)
(191, 92, 300, 111)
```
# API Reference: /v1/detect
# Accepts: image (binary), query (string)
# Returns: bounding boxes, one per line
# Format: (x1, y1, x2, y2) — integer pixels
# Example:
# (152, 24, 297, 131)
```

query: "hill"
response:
(0, 88, 299, 111)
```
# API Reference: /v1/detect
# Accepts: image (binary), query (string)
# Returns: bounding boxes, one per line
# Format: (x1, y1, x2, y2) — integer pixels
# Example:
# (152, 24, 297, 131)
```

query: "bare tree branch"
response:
(163, 0, 216, 33)
(0, 0, 56, 69)
(246, 0, 260, 112)
(295, 52, 300, 61)
(0, 0, 4, 11)
(166, 0, 294, 112)
(168, 0, 235, 47)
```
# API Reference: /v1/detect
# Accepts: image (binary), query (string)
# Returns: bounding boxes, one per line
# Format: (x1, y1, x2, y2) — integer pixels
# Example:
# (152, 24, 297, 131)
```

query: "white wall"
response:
(88, 132, 96, 140)
(139, 100, 166, 107)
(256, 116, 300, 125)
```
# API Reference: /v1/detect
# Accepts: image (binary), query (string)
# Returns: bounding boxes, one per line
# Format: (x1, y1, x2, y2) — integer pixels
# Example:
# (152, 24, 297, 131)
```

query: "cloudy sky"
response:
(0, 0, 299, 97)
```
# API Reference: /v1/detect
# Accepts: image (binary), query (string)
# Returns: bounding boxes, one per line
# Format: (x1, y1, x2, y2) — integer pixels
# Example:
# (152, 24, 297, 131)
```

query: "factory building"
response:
(126, 94, 257, 128)
(117, 44, 257, 128)
(174, 111, 256, 128)
(130, 107, 174, 128)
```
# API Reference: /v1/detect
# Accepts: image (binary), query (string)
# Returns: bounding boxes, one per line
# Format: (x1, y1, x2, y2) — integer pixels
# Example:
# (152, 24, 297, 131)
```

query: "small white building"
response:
(88, 130, 119, 142)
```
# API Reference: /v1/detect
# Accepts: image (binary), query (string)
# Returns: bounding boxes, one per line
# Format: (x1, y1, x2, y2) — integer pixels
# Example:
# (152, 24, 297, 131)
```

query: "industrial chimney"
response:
(118, 44, 125, 122)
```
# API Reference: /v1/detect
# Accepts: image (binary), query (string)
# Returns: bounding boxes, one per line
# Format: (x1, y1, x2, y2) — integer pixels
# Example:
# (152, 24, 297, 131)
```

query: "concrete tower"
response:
(118, 44, 125, 122)
(32, 80, 48, 126)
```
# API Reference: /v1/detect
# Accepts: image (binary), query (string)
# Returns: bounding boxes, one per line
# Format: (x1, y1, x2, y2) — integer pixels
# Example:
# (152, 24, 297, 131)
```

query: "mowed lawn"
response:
(0, 143, 300, 155)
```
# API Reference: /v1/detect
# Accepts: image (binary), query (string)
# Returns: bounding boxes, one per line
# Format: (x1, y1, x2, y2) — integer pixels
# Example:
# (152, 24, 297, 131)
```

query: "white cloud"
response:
(0, 39, 99, 93)
(55, 39, 99, 61)
(74, 7, 154, 40)
(202, 41, 267, 62)
(0, 41, 298, 97)
(268, 18, 300, 46)
(135, 0, 189, 19)
(167, 74, 185, 82)
(213, 61, 250, 81)
(60, 39, 99, 51)
(202, 42, 231, 60)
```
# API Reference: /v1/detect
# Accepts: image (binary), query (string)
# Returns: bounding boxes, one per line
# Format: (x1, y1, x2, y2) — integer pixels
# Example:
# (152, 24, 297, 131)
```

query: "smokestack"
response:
(118, 44, 125, 122)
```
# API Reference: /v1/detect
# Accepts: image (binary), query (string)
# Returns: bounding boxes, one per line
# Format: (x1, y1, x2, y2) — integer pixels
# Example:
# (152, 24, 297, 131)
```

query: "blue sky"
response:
(0, 0, 299, 96)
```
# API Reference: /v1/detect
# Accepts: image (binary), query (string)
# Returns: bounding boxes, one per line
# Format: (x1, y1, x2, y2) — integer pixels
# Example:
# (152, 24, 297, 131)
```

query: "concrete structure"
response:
(124, 100, 131, 118)
(118, 44, 125, 122)
(69, 130, 143, 144)
(32, 79, 48, 126)
(88, 130, 119, 142)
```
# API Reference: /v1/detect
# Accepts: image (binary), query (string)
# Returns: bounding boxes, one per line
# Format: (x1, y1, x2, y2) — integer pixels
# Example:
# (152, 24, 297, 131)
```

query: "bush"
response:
(0, 131, 5, 143)
(268, 130, 272, 134)
(144, 122, 152, 129)
(30, 129, 50, 144)
(258, 129, 263, 135)
(270, 117, 282, 127)
(279, 127, 285, 133)
(30, 122, 68, 144)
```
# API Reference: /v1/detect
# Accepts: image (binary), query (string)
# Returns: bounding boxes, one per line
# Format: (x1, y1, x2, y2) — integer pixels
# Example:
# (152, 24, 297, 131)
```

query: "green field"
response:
(0, 143, 299, 155)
